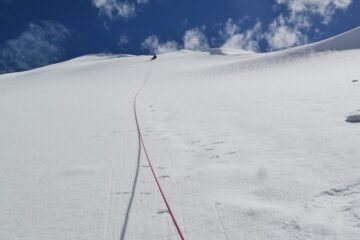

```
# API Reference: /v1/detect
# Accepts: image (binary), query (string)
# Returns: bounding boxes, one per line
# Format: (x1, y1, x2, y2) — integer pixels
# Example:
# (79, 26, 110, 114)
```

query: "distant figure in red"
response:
(151, 54, 157, 60)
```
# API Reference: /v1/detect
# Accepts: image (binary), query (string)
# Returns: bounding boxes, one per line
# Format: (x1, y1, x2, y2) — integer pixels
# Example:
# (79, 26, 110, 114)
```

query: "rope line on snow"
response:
(133, 60, 186, 240)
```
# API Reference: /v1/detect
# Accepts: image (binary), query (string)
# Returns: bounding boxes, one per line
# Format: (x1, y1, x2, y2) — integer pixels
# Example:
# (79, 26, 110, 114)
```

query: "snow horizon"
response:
(1, 0, 360, 73)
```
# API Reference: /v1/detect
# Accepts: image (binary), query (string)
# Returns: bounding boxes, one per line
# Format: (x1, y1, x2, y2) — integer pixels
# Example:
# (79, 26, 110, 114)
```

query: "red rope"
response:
(133, 62, 186, 240)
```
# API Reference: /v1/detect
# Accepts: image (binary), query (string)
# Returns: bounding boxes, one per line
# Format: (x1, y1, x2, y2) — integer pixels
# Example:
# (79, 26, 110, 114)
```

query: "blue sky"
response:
(0, 0, 359, 72)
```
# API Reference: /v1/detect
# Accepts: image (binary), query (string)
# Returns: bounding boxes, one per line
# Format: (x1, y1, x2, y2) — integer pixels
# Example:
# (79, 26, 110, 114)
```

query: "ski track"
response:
(102, 134, 117, 240)
(214, 203, 230, 240)
(2, 27, 360, 239)
(119, 62, 154, 239)
(119, 129, 141, 240)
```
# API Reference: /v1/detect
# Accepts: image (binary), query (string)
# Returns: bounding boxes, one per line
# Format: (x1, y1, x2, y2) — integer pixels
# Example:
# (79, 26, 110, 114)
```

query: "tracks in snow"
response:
(119, 122, 142, 240)
(126, 61, 186, 240)
(117, 62, 153, 240)
(104, 60, 185, 240)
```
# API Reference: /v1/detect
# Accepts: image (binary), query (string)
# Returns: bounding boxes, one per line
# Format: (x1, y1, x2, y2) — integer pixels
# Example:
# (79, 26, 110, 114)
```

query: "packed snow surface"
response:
(1, 27, 360, 240)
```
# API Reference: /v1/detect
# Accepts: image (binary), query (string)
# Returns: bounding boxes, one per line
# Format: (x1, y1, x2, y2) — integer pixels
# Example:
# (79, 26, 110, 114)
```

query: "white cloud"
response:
(141, 35, 178, 54)
(0, 21, 69, 73)
(141, 28, 209, 54)
(276, 0, 352, 24)
(118, 34, 129, 46)
(264, 0, 352, 50)
(265, 15, 307, 50)
(91, 0, 149, 20)
(221, 19, 263, 52)
(183, 28, 209, 50)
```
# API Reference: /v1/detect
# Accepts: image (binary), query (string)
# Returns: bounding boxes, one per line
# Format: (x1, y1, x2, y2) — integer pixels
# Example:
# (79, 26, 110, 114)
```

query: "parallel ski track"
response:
(123, 60, 186, 240)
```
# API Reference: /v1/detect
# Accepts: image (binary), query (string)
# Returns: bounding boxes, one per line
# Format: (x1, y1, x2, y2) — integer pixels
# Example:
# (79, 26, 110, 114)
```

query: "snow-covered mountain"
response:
(1, 27, 360, 240)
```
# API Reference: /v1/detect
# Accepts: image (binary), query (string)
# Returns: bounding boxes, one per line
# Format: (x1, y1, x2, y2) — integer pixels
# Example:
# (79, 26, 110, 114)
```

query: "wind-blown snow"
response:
(1, 27, 360, 240)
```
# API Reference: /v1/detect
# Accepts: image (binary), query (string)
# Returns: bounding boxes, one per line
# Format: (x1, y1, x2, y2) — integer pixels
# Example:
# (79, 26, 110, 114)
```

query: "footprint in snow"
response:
(306, 181, 360, 228)
(204, 148, 214, 151)
(157, 209, 169, 215)
(159, 175, 170, 179)
(140, 192, 152, 195)
(115, 192, 131, 195)
(226, 151, 237, 155)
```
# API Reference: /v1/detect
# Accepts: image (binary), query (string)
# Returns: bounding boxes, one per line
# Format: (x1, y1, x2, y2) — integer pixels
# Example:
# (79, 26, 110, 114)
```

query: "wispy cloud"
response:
(141, 28, 209, 54)
(0, 21, 69, 73)
(141, 35, 179, 54)
(276, 0, 352, 24)
(140, 0, 353, 55)
(183, 28, 209, 50)
(265, 15, 308, 50)
(266, 0, 353, 50)
(220, 19, 263, 52)
(118, 34, 129, 46)
(91, 0, 149, 20)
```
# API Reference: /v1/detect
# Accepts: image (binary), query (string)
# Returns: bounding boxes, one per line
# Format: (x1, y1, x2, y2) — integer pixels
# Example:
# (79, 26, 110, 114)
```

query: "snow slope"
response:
(1, 27, 360, 240)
